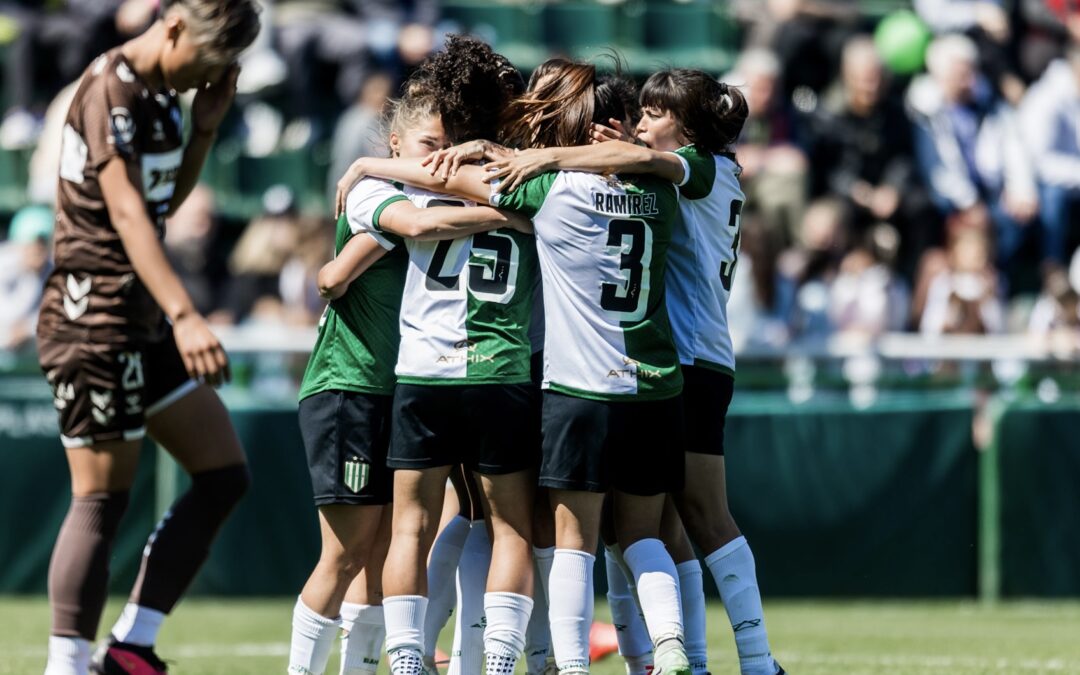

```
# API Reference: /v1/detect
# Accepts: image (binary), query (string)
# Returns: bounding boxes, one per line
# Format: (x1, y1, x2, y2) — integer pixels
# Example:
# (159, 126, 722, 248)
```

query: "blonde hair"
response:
(387, 78, 441, 143)
(163, 0, 261, 65)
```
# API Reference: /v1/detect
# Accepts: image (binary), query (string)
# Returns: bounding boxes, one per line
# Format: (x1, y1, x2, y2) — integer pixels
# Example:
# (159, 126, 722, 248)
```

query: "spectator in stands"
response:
(779, 197, 852, 341)
(274, 0, 438, 146)
(1017, 0, 1080, 81)
(0, 204, 52, 350)
(1020, 45, 1080, 266)
(808, 35, 937, 277)
(918, 227, 1004, 334)
(914, 0, 1026, 103)
(1028, 263, 1080, 348)
(0, 0, 151, 149)
(732, 0, 859, 97)
(327, 70, 392, 201)
(829, 224, 910, 336)
(908, 34, 1039, 282)
(278, 214, 334, 326)
(219, 185, 302, 324)
(728, 216, 792, 350)
(730, 48, 809, 249)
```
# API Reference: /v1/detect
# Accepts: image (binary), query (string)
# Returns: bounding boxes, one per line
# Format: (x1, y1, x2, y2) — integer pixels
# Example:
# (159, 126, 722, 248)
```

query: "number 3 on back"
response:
(719, 199, 743, 292)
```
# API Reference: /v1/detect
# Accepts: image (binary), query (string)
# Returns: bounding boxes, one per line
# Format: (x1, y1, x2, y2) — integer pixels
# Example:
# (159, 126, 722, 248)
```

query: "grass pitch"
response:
(3, 597, 1080, 674)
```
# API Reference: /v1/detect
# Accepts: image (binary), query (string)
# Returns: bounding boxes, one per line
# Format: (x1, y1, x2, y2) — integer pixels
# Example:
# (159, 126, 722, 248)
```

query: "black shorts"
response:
(298, 390, 394, 506)
(682, 365, 734, 456)
(39, 330, 193, 448)
(539, 391, 685, 496)
(389, 383, 538, 475)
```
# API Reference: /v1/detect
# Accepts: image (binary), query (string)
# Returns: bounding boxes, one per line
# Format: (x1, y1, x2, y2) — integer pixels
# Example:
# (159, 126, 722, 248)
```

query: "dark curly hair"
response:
(411, 34, 524, 143)
(640, 69, 748, 155)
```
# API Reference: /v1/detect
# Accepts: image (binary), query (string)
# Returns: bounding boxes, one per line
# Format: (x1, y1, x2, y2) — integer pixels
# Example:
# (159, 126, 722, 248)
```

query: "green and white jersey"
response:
(298, 178, 408, 401)
(493, 171, 682, 401)
(351, 184, 537, 385)
(666, 145, 744, 375)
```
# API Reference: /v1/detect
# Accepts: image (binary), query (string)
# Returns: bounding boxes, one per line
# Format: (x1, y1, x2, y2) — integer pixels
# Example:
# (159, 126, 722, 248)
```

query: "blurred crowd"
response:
(2, 0, 1080, 355)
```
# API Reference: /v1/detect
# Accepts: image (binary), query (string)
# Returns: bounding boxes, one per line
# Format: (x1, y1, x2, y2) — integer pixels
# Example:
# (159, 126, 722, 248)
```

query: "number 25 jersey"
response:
(493, 171, 682, 401)
(349, 183, 537, 385)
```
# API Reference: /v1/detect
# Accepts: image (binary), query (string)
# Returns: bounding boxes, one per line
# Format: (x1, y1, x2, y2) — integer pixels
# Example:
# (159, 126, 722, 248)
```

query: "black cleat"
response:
(90, 636, 168, 674)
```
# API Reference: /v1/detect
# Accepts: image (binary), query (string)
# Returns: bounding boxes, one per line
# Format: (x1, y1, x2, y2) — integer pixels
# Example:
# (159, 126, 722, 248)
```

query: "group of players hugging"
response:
(34, 2, 784, 675)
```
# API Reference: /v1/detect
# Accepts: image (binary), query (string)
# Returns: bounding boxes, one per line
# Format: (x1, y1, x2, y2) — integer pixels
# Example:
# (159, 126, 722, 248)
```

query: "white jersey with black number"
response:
(666, 146, 744, 375)
(492, 171, 682, 401)
(349, 182, 536, 385)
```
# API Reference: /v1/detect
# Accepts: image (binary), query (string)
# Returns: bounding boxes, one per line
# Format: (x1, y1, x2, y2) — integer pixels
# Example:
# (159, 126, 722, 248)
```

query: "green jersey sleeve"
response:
(490, 171, 558, 218)
(345, 178, 409, 250)
(671, 145, 716, 200)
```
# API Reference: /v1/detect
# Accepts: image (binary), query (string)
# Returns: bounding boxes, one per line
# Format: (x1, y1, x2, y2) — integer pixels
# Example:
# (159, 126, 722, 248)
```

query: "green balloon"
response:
(875, 10, 932, 75)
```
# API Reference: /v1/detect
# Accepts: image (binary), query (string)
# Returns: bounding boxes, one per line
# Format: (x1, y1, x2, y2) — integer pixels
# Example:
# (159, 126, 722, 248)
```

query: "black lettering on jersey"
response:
(147, 166, 180, 191)
(592, 191, 660, 217)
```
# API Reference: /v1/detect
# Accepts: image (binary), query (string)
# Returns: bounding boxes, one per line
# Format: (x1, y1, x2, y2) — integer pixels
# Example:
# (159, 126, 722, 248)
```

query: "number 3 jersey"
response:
(667, 145, 745, 375)
(348, 181, 538, 385)
(493, 171, 682, 401)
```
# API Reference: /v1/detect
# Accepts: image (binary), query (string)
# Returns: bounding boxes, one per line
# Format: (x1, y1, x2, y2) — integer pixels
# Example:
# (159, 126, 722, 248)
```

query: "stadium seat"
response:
(440, 1, 548, 71)
(543, 2, 619, 61)
(641, 2, 737, 73)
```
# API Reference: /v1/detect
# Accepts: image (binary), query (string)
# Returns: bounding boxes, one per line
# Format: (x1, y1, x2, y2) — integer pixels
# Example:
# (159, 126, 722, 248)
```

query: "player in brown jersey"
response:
(36, 2, 260, 674)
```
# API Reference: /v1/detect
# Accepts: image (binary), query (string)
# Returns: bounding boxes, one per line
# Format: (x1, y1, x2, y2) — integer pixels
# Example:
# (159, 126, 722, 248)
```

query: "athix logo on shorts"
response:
(343, 456, 369, 494)
(606, 356, 661, 380)
(436, 339, 495, 365)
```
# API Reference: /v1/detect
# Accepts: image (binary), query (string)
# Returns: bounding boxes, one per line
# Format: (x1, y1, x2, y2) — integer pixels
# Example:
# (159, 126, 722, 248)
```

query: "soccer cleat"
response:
(773, 663, 785, 675)
(90, 637, 168, 674)
(651, 638, 691, 675)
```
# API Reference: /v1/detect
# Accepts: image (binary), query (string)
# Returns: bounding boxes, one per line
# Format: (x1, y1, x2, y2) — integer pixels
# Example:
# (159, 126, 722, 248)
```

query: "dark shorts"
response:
(389, 383, 538, 475)
(39, 330, 193, 448)
(682, 365, 734, 456)
(298, 390, 394, 506)
(539, 391, 685, 496)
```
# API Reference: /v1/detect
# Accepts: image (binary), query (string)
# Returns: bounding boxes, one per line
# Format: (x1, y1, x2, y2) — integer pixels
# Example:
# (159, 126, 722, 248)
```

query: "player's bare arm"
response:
(317, 234, 388, 301)
(168, 64, 240, 217)
(421, 139, 513, 179)
(483, 141, 686, 194)
(379, 200, 533, 240)
(100, 157, 229, 386)
(336, 159, 493, 217)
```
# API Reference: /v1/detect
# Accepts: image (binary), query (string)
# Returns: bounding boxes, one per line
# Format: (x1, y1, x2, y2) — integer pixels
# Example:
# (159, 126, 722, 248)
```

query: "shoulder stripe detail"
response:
(372, 194, 409, 231)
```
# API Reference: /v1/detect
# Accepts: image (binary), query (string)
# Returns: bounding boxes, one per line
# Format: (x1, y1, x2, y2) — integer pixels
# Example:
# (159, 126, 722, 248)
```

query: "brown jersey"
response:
(38, 48, 185, 345)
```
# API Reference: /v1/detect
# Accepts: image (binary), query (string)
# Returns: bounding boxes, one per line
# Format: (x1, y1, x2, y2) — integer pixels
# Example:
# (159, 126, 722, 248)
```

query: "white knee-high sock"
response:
(424, 515, 470, 659)
(384, 595, 427, 653)
(548, 549, 594, 672)
(676, 560, 708, 675)
(605, 546, 653, 669)
(110, 603, 165, 647)
(448, 523, 490, 675)
(704, 537, 774, 675)
(289, 597, 342, 675)
(524, 567, 552, 674)
(44, 636, 91, 675)
(484, 592, 534, 675)
(622, 539, 684, 645)
(340, 603, 385, 675)
(532, 546, 555, 605)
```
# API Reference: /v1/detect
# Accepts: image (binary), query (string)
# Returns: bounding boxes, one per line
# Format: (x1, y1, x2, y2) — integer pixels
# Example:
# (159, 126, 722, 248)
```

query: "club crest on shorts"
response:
(343, 456, 369, 494)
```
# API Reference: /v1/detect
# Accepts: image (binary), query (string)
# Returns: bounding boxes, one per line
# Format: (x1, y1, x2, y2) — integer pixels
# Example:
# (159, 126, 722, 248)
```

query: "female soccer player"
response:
(337, 59, 694, 675)
(287, 67, 531, 675)
(331, 37, 542, 675)
(35, 2, 260, 674)
(481, 68, 785, 675)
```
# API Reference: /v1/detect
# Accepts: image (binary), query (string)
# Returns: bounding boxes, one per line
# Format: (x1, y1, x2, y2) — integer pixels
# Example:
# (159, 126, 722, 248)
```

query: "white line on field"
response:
(780, 650, 1080, 671)
(14, 644, 1080, 671)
